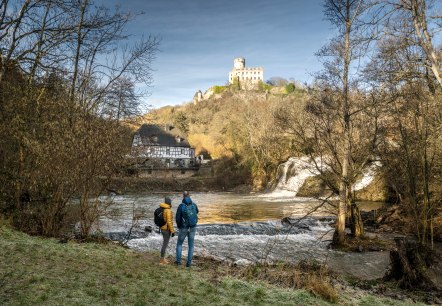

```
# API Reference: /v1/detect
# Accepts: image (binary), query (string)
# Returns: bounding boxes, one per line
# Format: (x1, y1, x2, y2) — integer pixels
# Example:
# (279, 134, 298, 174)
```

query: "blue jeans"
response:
(176, 226, 196, 266)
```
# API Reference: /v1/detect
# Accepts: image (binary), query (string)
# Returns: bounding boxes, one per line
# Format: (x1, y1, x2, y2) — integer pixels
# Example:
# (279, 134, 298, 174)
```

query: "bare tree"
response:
(316, 0, 372, 245)
(100, 76, 143, 120)
(0, 0, 158, 238)
(267, 76, 289, 87)
(375, 0, 442, 88)
(365, 11, 442, 246)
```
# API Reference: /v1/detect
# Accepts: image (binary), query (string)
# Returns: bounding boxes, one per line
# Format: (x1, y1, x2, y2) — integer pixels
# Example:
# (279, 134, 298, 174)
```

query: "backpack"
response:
(154, 207, 166, 227)
(183, 202, 198, 227)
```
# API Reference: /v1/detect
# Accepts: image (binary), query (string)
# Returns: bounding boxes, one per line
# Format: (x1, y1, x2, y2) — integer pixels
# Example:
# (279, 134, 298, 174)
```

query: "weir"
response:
(98, 191, 389, 280)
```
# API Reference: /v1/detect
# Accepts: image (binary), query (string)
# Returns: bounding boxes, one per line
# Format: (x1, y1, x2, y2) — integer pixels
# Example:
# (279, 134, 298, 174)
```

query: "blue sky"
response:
(105, 0, 331, 108)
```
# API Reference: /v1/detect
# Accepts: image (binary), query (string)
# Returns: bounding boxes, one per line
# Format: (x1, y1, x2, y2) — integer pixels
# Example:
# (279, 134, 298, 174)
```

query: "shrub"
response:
(285, 83, 296, 94)
(257, 81, 272, 92)
(212, 85, 227, 94)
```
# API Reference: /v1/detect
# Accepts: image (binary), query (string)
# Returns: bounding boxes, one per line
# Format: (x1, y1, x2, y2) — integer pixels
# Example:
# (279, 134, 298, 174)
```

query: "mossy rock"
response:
(297, 176, 329, 197)
(354, 175, 393, 202)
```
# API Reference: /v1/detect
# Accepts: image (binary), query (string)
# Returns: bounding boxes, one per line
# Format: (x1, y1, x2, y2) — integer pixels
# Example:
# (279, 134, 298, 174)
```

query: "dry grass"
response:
(215, 260, 339, 303)
(336, 235, 394, 252)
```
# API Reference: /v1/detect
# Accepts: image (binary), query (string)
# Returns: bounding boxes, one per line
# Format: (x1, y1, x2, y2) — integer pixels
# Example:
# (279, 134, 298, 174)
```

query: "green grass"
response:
(0, 225, 423, 305)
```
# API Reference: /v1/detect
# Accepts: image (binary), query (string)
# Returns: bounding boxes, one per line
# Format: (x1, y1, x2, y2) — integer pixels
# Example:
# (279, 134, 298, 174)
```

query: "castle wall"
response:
(229, 67, 264, 84)
(229, 58, 263, 85)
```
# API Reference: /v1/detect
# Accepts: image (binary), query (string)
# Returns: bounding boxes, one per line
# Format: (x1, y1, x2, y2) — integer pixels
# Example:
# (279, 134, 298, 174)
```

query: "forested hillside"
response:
(142, 86, 308, 189)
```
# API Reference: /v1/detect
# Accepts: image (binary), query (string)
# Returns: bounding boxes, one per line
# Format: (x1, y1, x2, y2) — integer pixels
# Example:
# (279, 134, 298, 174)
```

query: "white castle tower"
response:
(234, 57, 245, 69)
(229, 57, 263, 86)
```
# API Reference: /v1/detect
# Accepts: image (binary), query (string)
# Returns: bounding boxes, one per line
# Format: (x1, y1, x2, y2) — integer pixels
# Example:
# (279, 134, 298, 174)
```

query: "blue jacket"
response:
(176, 196, 199, 229)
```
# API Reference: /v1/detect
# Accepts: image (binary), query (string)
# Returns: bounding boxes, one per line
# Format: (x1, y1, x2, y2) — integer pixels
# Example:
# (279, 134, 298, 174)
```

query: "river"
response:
(97, 191, 390, 280)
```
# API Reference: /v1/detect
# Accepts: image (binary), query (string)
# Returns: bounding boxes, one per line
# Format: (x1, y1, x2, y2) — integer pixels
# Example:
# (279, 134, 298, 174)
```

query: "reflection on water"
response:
(100, 192, 384, 225)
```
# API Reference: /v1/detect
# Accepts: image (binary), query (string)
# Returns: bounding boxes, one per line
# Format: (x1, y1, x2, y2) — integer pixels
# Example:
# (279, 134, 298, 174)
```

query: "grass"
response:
(0, 225, 424, 305)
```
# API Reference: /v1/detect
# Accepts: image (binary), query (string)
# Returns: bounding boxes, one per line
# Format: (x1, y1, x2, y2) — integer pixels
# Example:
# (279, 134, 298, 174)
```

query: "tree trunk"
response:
(351, 202, 364, 237)
(14, 143, 25, 211)
(333, 1, 353, 247)
(385, 236, 436, 289)
(411, 0, 442, 88)
(70, 0, 88, 103)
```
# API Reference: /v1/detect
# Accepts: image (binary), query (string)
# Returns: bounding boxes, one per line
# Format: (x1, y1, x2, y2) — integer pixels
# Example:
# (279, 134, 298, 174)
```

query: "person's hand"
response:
(171, 233, 175, 237)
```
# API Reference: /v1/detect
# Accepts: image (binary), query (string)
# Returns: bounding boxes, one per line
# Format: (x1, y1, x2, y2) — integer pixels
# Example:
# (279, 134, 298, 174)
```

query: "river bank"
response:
(106, 176, 248, 194)
(0, 224, 436, 305)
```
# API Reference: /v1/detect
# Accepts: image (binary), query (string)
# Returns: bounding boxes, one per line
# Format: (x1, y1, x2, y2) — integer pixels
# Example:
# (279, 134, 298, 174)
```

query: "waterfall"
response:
(272, 157, 381, 196)
(353, 161, 382, 191)
(273, 157, 321, 196)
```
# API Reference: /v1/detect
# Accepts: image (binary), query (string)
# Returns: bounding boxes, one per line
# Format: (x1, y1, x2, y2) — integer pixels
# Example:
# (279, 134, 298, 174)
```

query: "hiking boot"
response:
(186, 263, 191, 268)
(175, 261, 181, 266)
(159, 258, 168, 265)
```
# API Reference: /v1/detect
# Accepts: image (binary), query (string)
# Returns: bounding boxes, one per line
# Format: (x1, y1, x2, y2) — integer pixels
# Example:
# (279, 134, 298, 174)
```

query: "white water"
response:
(272, 156, 382, 194)
(354, 161, 382, 191)
(272, 157, 323, 196)
(98, 191, 387, 279)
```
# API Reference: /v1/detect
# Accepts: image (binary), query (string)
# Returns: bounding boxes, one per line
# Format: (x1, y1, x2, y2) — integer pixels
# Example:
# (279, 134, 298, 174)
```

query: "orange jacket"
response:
(159, 202, 175, 233)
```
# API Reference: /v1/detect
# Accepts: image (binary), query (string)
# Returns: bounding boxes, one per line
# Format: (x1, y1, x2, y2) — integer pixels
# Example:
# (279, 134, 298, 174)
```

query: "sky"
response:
(104, 0, 332, 108)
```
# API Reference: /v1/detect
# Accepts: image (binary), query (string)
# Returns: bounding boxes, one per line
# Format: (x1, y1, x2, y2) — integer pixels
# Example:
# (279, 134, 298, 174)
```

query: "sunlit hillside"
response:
(137, 85, 308, 187)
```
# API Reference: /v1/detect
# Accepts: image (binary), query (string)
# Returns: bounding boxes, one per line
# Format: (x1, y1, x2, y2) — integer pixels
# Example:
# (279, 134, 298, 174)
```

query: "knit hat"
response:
(183, 191, 190, 197)
(164, 197, 172, 205)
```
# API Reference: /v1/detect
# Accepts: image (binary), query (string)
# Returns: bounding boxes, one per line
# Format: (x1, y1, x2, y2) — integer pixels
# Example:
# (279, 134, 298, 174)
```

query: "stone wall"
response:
(138, 168, 198, 178)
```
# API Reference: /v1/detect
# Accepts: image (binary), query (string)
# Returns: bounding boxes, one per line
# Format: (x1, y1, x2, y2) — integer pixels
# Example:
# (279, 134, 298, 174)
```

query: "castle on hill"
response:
(194, 57, 264, 103)
(229, 57, 264, 85)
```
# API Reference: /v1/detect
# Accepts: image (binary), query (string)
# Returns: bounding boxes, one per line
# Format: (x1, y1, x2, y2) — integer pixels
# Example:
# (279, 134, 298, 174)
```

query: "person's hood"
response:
(160, 202, 171, 209)
(183, 197, 192, 205)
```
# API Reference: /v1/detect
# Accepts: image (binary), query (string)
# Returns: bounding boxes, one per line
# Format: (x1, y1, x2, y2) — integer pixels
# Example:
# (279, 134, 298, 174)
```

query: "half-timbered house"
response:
(131, 124, 198, 175)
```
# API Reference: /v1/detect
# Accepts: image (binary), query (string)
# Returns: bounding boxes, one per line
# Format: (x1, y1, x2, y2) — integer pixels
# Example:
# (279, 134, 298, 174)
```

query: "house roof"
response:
(136, 124, 191, 147)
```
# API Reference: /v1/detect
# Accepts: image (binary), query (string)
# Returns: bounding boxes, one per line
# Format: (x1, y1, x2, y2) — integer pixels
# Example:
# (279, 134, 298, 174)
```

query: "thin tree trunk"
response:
(15, 143, 25, 211)
(411, 0, 442, 88)
(351, 202, 364, 237)
(0, 0, 31, 85)
(70, 0, 88, 103)
(334, 1, 352, 246)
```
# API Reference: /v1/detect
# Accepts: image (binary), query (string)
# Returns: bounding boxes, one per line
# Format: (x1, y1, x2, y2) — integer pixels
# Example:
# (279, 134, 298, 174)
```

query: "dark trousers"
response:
(161, 229, 171, 258)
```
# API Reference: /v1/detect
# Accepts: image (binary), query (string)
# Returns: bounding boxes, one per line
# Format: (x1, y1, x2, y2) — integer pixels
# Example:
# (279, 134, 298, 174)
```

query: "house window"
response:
(181, 148, 185, 154)
(166, 148, 170, 154)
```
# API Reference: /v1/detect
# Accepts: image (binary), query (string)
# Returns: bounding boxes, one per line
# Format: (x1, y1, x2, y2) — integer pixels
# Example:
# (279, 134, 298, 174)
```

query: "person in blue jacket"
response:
(175, 191, 199, 267)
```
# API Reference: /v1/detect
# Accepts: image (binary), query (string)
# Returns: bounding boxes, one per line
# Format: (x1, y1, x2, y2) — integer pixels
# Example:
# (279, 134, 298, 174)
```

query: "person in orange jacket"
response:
(159, 197, 175, 264)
